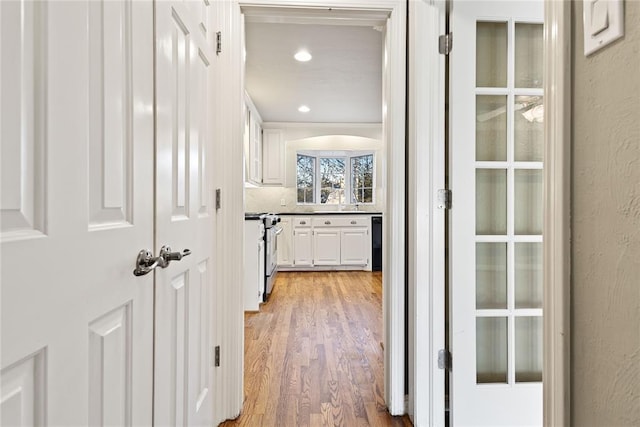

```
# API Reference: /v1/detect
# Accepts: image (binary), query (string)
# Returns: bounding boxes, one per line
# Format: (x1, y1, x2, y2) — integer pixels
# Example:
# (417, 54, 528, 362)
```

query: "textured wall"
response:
(571, 1, 640, 425)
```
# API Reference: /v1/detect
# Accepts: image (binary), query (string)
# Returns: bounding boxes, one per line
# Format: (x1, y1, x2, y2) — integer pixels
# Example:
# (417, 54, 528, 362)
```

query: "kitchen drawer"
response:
(312, 216, 369, 227)
(293, 217, 312, 227)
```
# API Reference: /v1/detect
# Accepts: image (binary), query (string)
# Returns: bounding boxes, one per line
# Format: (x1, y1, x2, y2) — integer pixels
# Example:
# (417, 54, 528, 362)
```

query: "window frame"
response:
(296, 150, 376, 206)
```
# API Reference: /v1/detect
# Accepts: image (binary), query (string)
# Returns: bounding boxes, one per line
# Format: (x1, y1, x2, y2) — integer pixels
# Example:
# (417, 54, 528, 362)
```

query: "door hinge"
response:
(438, 348, 452, 370)
(216, 31, 222, 55)
(439, 33, 453, 55)
(214, 345, 221, 367)
(437, 189, 452, 209)
(215, 188, 221, 210)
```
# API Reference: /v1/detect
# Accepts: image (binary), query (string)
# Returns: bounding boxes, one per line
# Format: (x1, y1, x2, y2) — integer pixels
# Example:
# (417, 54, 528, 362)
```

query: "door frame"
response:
(235, 0, 407, 415)
(543, 1, 571, 426)
(406, 1, 572, 425)
(406, 0, 446, 425)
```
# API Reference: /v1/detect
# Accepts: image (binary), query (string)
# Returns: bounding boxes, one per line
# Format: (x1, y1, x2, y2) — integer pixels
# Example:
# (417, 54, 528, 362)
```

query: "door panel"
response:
(155, 1, 215, 425)
(293, 228, 313, 266)
(313, 229, 341, 265)
(1, 1, 154, 425)
(450, 1, 543, 425)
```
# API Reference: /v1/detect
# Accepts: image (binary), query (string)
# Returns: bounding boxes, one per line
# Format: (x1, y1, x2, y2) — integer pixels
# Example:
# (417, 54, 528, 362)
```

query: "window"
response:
(351, 154, 374, 204)
(297, 152, 375, 205)
(320, 157, 346, 204)
(296, 154, 315, 203)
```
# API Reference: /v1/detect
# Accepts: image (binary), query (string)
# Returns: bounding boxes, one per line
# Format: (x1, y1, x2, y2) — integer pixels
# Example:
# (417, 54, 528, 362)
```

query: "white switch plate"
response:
(584, 0, 624, 56)
(280, 198, 286, 206)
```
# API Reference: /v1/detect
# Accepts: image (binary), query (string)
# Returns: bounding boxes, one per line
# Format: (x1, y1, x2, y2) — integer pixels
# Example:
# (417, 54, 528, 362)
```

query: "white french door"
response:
(1, 1, 155, 425)
(450, 1, 544, 425)
(153, 1, 216, 426)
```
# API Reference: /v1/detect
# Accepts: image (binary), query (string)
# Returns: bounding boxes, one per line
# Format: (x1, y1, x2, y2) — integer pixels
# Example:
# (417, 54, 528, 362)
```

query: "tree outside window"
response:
(320, 157, 346, 204)
(296, 154, 315, 204)
(350, 154, 374, 204)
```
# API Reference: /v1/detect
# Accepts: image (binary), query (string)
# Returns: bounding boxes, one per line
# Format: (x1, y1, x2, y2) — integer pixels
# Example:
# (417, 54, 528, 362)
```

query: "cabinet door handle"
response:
(324, 220, 331, 225)
(300, 220, 306, 225)
(350, 220, 357, 225)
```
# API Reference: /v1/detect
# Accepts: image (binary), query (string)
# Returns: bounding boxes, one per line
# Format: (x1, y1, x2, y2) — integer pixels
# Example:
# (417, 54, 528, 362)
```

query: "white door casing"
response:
(238, 0, 406, 413)
(450, 1, 544, 425)
(406, 0, 446, 425)
(154, 1, 216, 425)
(1, 1, 154, 425)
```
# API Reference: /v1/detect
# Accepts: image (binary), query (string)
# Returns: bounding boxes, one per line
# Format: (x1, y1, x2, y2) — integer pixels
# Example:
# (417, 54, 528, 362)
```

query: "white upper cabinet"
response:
(262, 129, 284, 185)
(248, 110, 262, 184)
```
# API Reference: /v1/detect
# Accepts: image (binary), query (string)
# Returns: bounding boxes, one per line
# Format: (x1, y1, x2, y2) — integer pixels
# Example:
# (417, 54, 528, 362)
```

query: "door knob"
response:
(133, 249, 161, 276)
(133, 246, 191, 277)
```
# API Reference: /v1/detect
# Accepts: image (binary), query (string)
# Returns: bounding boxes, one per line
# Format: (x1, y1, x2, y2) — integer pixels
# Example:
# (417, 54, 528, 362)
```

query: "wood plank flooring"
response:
(220, 271, 412, 427)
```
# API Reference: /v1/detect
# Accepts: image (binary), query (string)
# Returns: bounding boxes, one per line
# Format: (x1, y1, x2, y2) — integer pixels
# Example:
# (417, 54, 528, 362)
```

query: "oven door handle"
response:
(273, 226, 283, 236)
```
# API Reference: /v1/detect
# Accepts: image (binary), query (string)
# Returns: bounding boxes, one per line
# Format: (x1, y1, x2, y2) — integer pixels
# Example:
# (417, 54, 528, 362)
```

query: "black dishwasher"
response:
(371, 216, 382, 271)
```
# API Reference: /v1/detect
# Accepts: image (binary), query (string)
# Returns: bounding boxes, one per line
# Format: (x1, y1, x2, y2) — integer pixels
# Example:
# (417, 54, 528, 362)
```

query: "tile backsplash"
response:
(245, 186, 385, 213)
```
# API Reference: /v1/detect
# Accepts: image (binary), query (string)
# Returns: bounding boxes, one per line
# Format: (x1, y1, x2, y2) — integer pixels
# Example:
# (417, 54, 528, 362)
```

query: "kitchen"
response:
(236, 10, 397, 424)
(241, 19, 387, 308)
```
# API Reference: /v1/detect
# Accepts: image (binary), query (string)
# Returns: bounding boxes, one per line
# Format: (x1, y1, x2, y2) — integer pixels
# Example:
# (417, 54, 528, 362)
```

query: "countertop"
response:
(244, 213, 267, 220)
(277, 212, 382, 216)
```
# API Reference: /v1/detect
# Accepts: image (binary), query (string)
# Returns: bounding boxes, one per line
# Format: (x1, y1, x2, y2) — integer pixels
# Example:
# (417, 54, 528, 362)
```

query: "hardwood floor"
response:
(220, 271, 412, 427)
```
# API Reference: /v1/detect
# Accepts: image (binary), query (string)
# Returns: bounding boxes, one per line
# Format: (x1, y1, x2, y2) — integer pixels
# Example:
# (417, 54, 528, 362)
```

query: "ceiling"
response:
(244, 22, 384, 124)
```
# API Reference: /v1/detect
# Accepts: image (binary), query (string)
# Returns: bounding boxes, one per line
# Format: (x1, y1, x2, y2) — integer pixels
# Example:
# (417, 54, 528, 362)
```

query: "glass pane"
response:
(351, 155, 374, 203)
(477, 95, 507, 161)
(515, 96, 544, 161)
(515, 169, 543, 235)
(296, 155, 315, 204)
(515, 23, 543, 88)
(476, 243, 507, 309)
(476, 22, 507, 87)
(476, 169, 507, 235)
(319, 157, 346, 204)
(515, 316, 543, 382)
(515, 243, 543, 308)
(477, 317, 508, 383)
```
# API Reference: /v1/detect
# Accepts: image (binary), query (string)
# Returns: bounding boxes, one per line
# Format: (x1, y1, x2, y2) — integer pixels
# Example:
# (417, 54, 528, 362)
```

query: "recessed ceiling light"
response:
(298, 105, 310, 113)
(294, 50, 312, 62)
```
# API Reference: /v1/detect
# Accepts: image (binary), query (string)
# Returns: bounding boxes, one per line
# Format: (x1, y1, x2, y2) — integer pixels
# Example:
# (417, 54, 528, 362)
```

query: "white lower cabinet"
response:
(313, 228, 341, 265)
(277, 217, 293, 266)
(340, 228, 369, 265)
(283, 215, 373, 270)
(244, 220, 264, 311)
(292, 227, 313, 266)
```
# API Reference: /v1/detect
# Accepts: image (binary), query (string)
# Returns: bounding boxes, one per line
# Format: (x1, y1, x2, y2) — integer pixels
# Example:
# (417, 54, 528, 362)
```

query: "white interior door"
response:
(154, 1, 216, 425)
(450, 1, 544, 425)
(1, 1, 154, 425)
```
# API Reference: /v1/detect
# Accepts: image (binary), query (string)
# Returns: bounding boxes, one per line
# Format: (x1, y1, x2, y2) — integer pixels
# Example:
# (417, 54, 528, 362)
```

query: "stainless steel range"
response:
(262, 213, 282, 301)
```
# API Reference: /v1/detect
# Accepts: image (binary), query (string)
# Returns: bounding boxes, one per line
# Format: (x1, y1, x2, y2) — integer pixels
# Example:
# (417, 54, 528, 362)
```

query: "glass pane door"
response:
(450, 1, 544, 424)
(474, 18, 544, 387)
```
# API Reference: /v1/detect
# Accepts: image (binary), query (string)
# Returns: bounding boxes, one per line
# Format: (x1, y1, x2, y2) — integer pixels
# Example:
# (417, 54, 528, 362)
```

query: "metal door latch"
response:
(133, 246, 191, 276)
